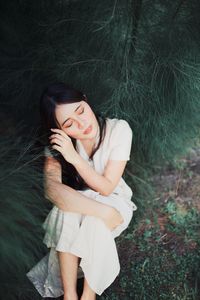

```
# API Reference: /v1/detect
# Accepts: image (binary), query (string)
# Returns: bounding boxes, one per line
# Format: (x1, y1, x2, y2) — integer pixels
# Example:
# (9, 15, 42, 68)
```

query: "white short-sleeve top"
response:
(44, 118, 134, 201)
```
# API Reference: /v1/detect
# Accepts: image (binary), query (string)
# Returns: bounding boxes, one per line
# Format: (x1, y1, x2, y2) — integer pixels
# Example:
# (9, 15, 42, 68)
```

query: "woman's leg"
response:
(80, 277, 96, 300)
(57, 251, 79, 300)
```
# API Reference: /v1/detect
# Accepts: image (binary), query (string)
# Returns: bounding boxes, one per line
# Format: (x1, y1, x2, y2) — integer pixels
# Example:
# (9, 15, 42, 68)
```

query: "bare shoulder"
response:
(44, 156, 62, 183)
(44, 156, 61, 168)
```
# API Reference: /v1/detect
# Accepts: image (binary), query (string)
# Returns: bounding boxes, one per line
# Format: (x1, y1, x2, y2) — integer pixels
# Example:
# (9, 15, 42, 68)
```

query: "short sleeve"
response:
(108, 119, 133, 161)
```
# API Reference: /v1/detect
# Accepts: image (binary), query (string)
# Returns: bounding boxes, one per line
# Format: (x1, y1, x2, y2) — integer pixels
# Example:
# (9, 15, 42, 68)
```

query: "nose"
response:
(77, 118, 87, 129)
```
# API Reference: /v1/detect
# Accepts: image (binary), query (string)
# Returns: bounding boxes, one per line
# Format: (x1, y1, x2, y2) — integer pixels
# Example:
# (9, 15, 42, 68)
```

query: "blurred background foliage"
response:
(0, 0, 200, 299)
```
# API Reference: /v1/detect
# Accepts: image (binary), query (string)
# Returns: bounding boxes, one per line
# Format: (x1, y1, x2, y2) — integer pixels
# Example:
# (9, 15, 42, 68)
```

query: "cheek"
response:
(85, 108, 95, 121)
(63, 128, 73, 136)
(64, 128, 79, 139)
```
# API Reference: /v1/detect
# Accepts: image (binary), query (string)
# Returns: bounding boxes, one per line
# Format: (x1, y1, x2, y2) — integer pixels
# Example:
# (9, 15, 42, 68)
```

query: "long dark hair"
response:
(39, 82, 107, 190)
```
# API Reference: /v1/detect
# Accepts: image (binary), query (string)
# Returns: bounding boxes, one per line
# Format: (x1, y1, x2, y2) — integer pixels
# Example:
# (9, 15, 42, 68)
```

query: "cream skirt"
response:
(26, 189, 137, 297)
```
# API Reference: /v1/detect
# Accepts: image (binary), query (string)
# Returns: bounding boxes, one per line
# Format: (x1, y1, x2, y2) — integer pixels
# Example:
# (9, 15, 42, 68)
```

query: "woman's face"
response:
(55, 100, 99, 140)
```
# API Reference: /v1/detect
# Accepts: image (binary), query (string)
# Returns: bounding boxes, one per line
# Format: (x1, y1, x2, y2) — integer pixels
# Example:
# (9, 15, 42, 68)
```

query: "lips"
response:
(83, 125, 92, 134)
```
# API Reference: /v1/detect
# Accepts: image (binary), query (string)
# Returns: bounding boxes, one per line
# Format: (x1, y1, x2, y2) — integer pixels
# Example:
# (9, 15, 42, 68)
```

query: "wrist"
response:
(100, 205, 112, 221)
(70, 153, 82, 166)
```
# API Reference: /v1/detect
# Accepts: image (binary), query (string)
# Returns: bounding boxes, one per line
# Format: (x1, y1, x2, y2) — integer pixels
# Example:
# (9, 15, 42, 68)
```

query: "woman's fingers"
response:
(49, 133, 71, 146)
(50, 128, 71, 140)
(49, 135, 63, 143)
(102, 207, 124, 230)
(51, 144, 62, 153)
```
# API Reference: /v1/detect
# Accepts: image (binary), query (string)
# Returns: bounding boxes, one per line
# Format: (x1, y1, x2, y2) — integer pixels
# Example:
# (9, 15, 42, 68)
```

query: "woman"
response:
(27, 82, 137, 300)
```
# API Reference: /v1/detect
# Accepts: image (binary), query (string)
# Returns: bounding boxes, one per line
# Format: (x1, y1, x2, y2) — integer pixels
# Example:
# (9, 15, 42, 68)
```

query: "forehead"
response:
(55, 101, 83, 125)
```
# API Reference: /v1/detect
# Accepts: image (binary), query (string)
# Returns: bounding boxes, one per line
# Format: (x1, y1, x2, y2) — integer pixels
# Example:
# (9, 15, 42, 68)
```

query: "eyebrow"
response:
(61, 104, 82, 126)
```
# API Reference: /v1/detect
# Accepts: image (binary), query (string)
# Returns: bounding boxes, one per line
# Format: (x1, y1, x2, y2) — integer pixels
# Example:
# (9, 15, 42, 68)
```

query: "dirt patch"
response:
(150, 147, 200, 212)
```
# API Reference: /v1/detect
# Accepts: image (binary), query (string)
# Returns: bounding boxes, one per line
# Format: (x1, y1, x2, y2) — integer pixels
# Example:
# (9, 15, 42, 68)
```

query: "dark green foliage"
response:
(1, 0, 200, 299)
(0, 127, 52, 299)
(1, 1, 200, 163)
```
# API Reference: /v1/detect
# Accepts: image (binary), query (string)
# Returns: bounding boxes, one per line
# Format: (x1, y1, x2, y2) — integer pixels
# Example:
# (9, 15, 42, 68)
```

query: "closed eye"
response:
(65, 108, 84, 128)
(66, 123, 73, 128)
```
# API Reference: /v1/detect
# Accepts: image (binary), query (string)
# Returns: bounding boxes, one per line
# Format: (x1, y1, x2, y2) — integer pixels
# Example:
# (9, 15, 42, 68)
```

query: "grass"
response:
(93, 148, 200, 300)
(96, 199, 200, 300)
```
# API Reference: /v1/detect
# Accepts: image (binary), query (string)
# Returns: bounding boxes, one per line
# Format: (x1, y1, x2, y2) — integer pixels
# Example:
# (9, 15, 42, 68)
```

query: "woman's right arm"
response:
(44, 157, 123, 230)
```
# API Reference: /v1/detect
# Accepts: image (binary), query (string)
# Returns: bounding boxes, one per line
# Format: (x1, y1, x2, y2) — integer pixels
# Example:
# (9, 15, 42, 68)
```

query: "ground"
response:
(95, 145, 200, 300)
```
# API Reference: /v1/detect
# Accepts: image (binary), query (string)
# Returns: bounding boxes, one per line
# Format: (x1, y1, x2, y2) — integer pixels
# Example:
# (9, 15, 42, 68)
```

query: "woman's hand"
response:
(49, 128, 79, 164)
(101, 206, 124, 231)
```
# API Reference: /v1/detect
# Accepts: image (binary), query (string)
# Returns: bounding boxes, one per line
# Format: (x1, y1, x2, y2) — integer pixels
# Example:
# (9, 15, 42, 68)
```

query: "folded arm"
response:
(73, 154, 128, 196)
(44, 157, 123, 228)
